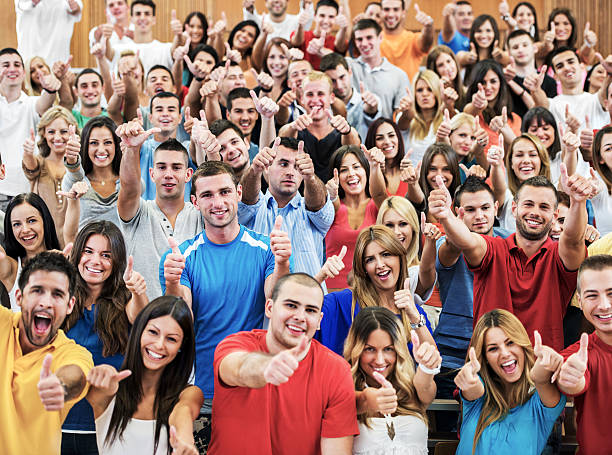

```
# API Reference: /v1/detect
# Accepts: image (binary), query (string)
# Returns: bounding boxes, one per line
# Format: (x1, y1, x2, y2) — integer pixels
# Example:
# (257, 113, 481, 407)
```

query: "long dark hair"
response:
(464, 15, 500, 82)
(185, 44, 219, 87)
(62, 221, 131, 357)
(4, 193, 60, 260)
(593, 126, 612, 194)
(521, 107, 561, 161)
(547, 8, 577, 49)
(228, 20, 260, 58)
(105, 296, 195, 454)
(465, 60, 512, 124)
(512, 2, 540, 42)
(183, 11, 208, 45)
(328, 145, 371, 200)
(365, 118, 404, 171)
(419, 143, 461, 204)
(80, 117, 122, 177)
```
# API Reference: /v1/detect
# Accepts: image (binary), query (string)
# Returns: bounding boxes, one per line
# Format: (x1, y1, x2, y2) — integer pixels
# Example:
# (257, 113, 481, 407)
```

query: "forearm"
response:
(97, 57, 113, 102)
(63, 198, 80, 246)
(462, 102, 482, 116)
(396, 110, 413, 130)
(368, 166, 387, 208)
(36, 91, 56, 116)
(598, 75, 612, 108)
(413, 368, 436, 406)
(563, 148, 579, 177)
(419, 25, 435, 54)
(119, 148, 143, 199)
(125, 293, 148, 324)
(122, 79, 139, 122)
(490, 165, 507, 206)
(221, 352, 272, 388)
(340, 128, 360, 146)
(406, 183, 425, 205)
(578, 44, 595, 65)
(107, 94, 125, 124)
(441, 214, 482, 253)
(22, 153, 38, 171)
(240, 167, 262, 205)
(303, 176, 327, 211)
(531, 89, 549, 108)
(416, 240, 437, 295)
(56, 365, 87, 401)
(172, 59, 184, 96)
(292, 25, 305, 46)
(58, 79, 75, 110)
(335, 28, 349, 53)
(460, 381, 485, 401)
(437, 240, 462, 268)
(259, 117, 276, 150)
(251, 35, 267, 72)
(561, 200, 587, 253)
(441, 15, 455, 42)
(264, 261, 291, 298)
(204, 96, 222, 124)
(185, 80, 204, 116)
(275, 106, 290, 126)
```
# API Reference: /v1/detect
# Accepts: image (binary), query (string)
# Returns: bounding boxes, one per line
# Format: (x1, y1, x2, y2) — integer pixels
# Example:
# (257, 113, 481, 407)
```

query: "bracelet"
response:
(341, 128, 352, 136)
(64, 155, 81, 169)
(520, 89, 526, 96)
(195, 76, 205, 82)
(260, 87, 272, 93)
(418, 363, 441, 375)
(410, 313, 427, 330)
(43, 88, 58, 94)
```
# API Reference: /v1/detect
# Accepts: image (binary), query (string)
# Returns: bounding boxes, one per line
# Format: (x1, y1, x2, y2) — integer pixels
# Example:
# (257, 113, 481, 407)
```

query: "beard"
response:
(515, 216, 552, 241)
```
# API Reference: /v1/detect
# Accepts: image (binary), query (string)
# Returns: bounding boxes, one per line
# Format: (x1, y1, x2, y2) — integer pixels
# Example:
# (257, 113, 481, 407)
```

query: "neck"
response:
(85, 285, 103, 310)
(515, 232, 547, 258)
(596, 330, 612, 346)
(265, 329, 310, 358)
(309, 118, 333, 135)
(342, 192, 368, 208)
(385, 162, 399, 176)
(134, 29, 153, 43)
(25, 245, 46, 262)
(384, 25, 403, 36)
(153, 129, 176, 143)
(117, 17, 130, 28)
(342, 88, 353, 105)
(141, 368, 162, 392)
(271, 190, 296, 208)
(422, 108, 435, 123)
(379, 289, 397, 311)
(363, 54, 383, 69)
(90, 165, 117, 180)
(515, 60, 536, 78)
(205, 220, 241, 245)
(155, 196, 185, 223)
(47, 151, 66, 165)
(80, 104, 102, 118)
(478, 49, 489, 61)
(0, 83, 22, 102)
(268, 12, 286, 23)
(561, 83, 583, 96)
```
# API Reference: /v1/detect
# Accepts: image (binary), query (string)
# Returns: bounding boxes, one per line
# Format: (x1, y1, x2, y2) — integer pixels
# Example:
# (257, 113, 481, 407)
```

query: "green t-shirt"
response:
(71, 108, 109, 130)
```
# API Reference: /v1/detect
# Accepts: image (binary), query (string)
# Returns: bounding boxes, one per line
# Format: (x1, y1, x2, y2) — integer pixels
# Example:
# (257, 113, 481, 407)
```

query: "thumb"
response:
(145, 127, 162, 137)
(578, 332, 589, 361)
(273, 215, 283, 231)
(249, 89, 260, 105)
(222, 11, 227, 22)
(510, 56, 515, 66)
(414, 3, 421, 13)
(359, 81, 365, 93)
(30, 127, 35, 141)
(337, 245, 347, 260)
(290, 335, 309, 358)
(62, 242, 73, 258)
(225, 41, 232, 53)
(533, 330, 542, 354)
(411, 330, 420, 351)
(40, 354, 53, 380)
(459, 163, 469, 174)
(115, 369, 132, 381)
(468, 347, 480, 373)
(405, 148, 413, 158)
(250, 67, 259, 79)
(171, 9, 177, 21)
(320, 29, 326, 41)
(68, 124, 76, 140)
(444, 108, 450, 122)
(470, 42, 476, 53)
(124, 255, 134, 280)
(420, 211, 426, 231)
(494, 39, 499, 49)
(185, 106, 191, 121)
(584, 21, 590, 33)
(333, 167, 339, 183)
(585, 114, 591, 129)
(435, 174, 446, 189)
(65, 55, 73, 67)
(477, 82, 484, 93)
(168, 236, 180, 254)
(415, 159, 422, 176)
(372, 371, 393, 389)
(590, 167, 597, 180)
(403, 277, 411, 291)
(298, 140, 304, 154)
(499, 133, 504, 154)
(560, 162, 568, 186)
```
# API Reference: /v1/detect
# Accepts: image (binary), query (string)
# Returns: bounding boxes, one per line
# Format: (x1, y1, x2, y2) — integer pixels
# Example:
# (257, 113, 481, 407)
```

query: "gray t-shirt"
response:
(120, 199, 204, 300)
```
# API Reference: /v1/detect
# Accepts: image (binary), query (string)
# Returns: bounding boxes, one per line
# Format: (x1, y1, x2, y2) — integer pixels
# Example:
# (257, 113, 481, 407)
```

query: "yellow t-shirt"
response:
(0, 307, 93, 454)
(569, 232, 612, 308)
(380, 30, 427, 82)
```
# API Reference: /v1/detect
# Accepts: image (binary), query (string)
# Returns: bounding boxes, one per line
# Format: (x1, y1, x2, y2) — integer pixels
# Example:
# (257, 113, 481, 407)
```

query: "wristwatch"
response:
(410, 313, 427, 330)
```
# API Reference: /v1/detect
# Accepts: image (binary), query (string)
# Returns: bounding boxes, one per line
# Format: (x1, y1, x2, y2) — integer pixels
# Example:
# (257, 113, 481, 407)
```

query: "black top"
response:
(511, 74, 558, 118)
(298, 128, 342, 182)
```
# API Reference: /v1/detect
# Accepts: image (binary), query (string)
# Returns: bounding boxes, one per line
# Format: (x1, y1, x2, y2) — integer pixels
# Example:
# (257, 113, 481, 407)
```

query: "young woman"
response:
(0, 193, 60, 311)
(182, 44, 219, 89)
(457, 15, 510, 81)
(316, 225, 434, 356)
(590, 126, 612, 236)
(499, 1, 540, 42)
(183, 12, 209, 52)
(61, 221, 148, 454)
(61, 116, 123, 245)
(488, 133, 551, 231)
(324, 145, 387, 291)
(87, 296, 203, 455)
(365, 118, 407, 196)
(25, 56, 51, 96)
(401, 70, 445, 163)
(426, 45, 465, 112)
(256, 38, 292, 103)
(225, 20, 260, 87)
(584, 62, 607, 94)
(454, 309, 565, 454)
(542, 8, 597, 65)
(464, 60, 521, 151)
(22, 106, 79, 247)
(345, 307, 440, 454)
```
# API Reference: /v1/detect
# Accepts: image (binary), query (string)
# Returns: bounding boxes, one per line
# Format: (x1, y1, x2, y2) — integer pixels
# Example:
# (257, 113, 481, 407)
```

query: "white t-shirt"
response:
(549, 149, 592, 187)
(15, 0, 83, 64)
(590, 180, 612, 236)
(403, 124, 437, 165)
(243, 8, 311, 42)
(353, 415, 428, 455)
(548, 92, 609, 131)
(88, 23, 135, 50)
(0, 91, 40, 196)
(111, 40, 173, 75)
(498, 188, 516, 233)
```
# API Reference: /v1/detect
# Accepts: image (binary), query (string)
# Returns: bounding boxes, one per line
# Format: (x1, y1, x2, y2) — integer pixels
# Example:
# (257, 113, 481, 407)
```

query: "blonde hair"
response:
(505, 133, 551, 195)
(409, 70, 444, 141)
(344, 306, 426, 427)
(376, 196, 420, 267)
(468, 309, 535, 453)
(36, 106, 78, 158)
(24, 56, 51, 96)
(449, 113, 477, 160)
(301, 70, 333, 93)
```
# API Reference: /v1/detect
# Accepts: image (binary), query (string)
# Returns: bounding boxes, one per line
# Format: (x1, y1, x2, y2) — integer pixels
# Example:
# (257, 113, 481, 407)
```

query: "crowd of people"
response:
(2, 0, 612, 454)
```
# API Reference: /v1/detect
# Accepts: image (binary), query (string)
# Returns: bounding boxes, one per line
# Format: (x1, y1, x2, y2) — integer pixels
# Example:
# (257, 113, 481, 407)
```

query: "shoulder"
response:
(216, 330, 266, 359)
(239, 226, 272, 251)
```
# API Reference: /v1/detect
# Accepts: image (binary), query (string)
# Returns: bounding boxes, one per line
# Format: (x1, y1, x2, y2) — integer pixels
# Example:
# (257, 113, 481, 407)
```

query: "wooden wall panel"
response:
(0, 0, 609, 69)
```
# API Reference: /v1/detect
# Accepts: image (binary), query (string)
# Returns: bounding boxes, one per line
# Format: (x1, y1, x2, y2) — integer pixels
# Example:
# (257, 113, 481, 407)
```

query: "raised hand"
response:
(487, 134, 505, 167)
(460, 163, 487, 179)
(558, 333, 588, 390)
(359, 81, 379, 115)
(270, 216, 291, 265)
(280, 43, 304, 61)
(91, 36, 107, 60)
(580, 115, 594, 152)
(87, 364, 132, 396)
(414, 3, 433, 26)
(307, 31, 327, 57)
(251, 137, 279, 173)
(316, 245, 346, 282)
(543, 23, 555, 46)
(584, 224, 600, 244)
(560, 162, 595, 203)
(491, 40, 503, 61)
(530, 330, 563, 383)
(277, 90, 298, 108)
(23, 128, 36, 157)
(523, 65, 547, 93)
(56, 180, 89, 200)
(489, 106, 508, 133)
(411, 331, 442, 372)
(163, 237, 185, 286)
(401, 157, 421, 186)
(394, 278, 420, 321)
(123, 255, 147, 297)
(326, 168, 340, 201)
(442, 86, 459, 109)
(224, 42, 242, 64)
(503, 57, 516, 82)
(210, 12, 228, 37)
(398, 87, 413, 113)
(561, 127, 581, 154)
(298, 8, 312, 27)
(199, 79, 219, 99)
(466, 43, 478, 65)
(328, 109, 351, 134)
(442, 1, 457, 18)
(52, 55, 72, 81)
(38, 354, 67, 411)
(260, 16, 275, 35)
(367, 371, 398, 414)
(564, 104, 581, 135)
(471, 83, 488, 111)
(39, 70, 61, 93)
(335, 7, 349, 29)
(263, 336, 309, 385)
(291, 112, 313, 132)
(499, 0, 510, 17)
(421, 212, 442, 242)
(295, 141, 315, 181)
(250, 68, 274, 92)
(170, 9, 183, 36)
(250, 90, 279, 119)
(595, 53, 612, 76)
(169, 425, 198, 455)
(173, 36, 191, 62)
(436, 109, 452, 142)
(428, 175, 453, 220)
(583, 22, 597, 48)
(115, 114, 160, 149)
(454, 347, 481, 390)
(473, 116, 489, 149)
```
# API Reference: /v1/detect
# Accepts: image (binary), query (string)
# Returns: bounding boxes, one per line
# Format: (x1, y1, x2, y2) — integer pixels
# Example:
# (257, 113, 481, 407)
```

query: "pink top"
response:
(325, 199, 379, 290)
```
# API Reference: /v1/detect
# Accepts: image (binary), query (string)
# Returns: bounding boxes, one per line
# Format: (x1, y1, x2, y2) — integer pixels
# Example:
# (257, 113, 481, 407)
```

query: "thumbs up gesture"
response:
(170, 9, 183, 36)
(263, 336, 310, 385)
(115, 113, 161, 149)
(169, 425, 198, 455)
(315, 245, 347, 283)
(454, 347, 481, 391)
(436, 109, 452, 142)
(414, 3, 433, 26)
(163, 237, 185, 287)
(363, 371, 398, 415)
(23, 128, 37, 157)
(38, 354, 68, 411)
(558, 333, 589, 391)
(359, 81, 379, 115)
(472, 82, 488, 111)
(87, 364, 132, 396)
(427, 175, 453, 221)
(394, 278, 421, 321)
(250, 89, 279, 119)
(411, 331, 442, 372)
(489, 106, 508, 133)
(307, 30, 327, 57)
(421, 212, 442, 242)
(530, 330, 563, 384)
(523, 65, 547, 93)
(583, 22, 597, 48)
(123, 255, 147, 297)
(326, 168, 340, 201)
(270, 216, 291, 266)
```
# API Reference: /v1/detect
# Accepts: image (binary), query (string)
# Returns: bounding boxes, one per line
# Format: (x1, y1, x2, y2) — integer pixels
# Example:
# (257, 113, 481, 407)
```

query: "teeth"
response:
(373, 367, 386, 372)
(147, 349, 163, 359)
(287, 324, 304, 332)
(502, 360, 515, 367)
(596, 314, 612, 320)
(377, 270, 390, 278)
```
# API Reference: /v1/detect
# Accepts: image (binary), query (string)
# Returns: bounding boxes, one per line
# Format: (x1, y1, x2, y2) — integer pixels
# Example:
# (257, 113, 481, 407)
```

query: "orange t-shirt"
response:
(380, 30, 427, 82)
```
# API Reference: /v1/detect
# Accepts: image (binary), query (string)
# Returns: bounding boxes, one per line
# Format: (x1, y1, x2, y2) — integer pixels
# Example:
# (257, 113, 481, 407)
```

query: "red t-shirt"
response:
(290, 30, 342, 70)
(209, 330, 359, 455)
(325, 199, 379, 290)
(468, 234, 579, 351)
(561, 332, 612, 455)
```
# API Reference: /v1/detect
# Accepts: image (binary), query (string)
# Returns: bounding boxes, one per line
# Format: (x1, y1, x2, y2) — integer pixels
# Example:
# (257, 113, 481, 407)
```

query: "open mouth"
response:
(20, 233, 37, 245)
(145, 348, 165, 361)
(525, 218, 542, 227)
(376, 270, 391, 280)
(85, 265, 103, 275)
(346, 177, 361, 189)
(210, 209, 228, 218)
(501, 359, 517, 374)
(239, 120, 251, 129)
(33, 312, 52, 335)
(287, 323, 306, 335)
(594, 314, 612, 321)
(94, 152, 109, 161)
(371, 365, 388, 374)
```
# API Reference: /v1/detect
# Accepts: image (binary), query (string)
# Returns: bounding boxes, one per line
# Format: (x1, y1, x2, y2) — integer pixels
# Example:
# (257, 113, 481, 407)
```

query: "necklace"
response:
(89, 176, 117, 186)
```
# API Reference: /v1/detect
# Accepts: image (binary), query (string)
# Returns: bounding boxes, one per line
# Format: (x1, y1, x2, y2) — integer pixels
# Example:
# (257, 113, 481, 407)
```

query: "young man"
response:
(276, 59, 314, 125)
(208, 273, 357, 454)
(429, 171, 592, 352)
(347, 19, 411, 123)
(107, 0, 173, 74)
(71, 69, 109, 129)
(240, 137, 333, 282)
(0, 48, 57, 206)
(0, 252, 93, 454)
(291, 0, 350, 70)
(226, 88, 260, 161)
(89, 0, 134, 50)
(245, 0, 309, 41)
(558, 254, 612, 455)
(15, 0, 82, 64)
(321, 52, 379, 140)
(438, 0, 473, 54)
(116, 117, 203, 301)
(279, 71, 360, 182)
(161, 161, 293, 452)
(207, 119, 251, 182)
(380, 0, 434, 81)
(433, 176, 511, 431)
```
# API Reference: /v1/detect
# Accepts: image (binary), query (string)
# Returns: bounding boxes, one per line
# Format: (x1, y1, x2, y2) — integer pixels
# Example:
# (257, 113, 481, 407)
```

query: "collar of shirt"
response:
(506, 232, 553, 257)
(347, 87, 362, 109)
(355, 56, 391, 73)
(264, 190, 302, 210)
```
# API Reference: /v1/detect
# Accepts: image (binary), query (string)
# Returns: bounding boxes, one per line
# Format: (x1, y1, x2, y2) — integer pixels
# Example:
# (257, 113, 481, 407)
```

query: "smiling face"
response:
(364, 3, 382, 25)
(512, 185, 557, 241)
(267, 145, 303, 199)
(233, 25, 257, 52)
(228, 97, 258, 137)
(338, 153, 367, 197)
(552, 13, 572, 42)
(193, 51, 216, 78)
(216, 128, 250, 174)
(287, 61, 312, 97)
(450, 123, 476, 157)
(185, 15, 205, 44)
(266, 45, 289, 78)
(266, 0, 288, 18)
(150, 149, 192, 201)
(140, 315, 184, 371)
(427, 153, 453, 190)
(526, 119, 555, 149)
(131, 3, 155, 33)
(78, 234, 113, 287)
(435, 52, 458, 82)
(455, 3, 474, 34)
(146, 68, 173, 97)
(11, 203, 46, 256)
(474, 19, 495, 50)
(44, 118, 70, 156)
(415, 78, 436, 110)
(192, 173, 241, 229)
(220, 66, 247, 99)
(375, 122, 399, 161)
(363, 241, 401, 293)
(459, 190, 498, 235)
(599, 133, 612, 170)
(315, 5, 338, 34)
(359, 328, 397, 381)
(353, 28, 383, 61)
(551, 50, 582, 89)
(381, 0, 405, 32)
(484, 327, 525, 385)
(550, 202, 568, 241)
(510, 138, 541, 182)
(588, 64, 607, 93)
(579, 268, 612, 339)
(150, 96, 180, 135)
(29, 57, 50, 86)
(301, 79, 334, 120)
(515, 5, 535, 31)
(508, 34, 534, 66)
(324, 64, 352, 101)
(381, 208, 414, 249)
(87, 126, 116, 170)
(481, 69, 500, 101)
(0, 52, 25, 87)
(76, 73, 103, 108)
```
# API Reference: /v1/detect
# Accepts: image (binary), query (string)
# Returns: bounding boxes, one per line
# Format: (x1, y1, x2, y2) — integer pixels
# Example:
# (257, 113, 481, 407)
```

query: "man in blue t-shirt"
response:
(160, 160, 292, 452)
(438, 1, 473, 54)
(433, 176, 510, 431)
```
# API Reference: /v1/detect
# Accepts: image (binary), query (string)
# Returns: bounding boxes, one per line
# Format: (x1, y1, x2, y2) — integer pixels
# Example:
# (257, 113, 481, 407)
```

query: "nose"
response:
(375, 255, 385, 268)
(393, 225, 402, 236)
(375, 350, 385, 365)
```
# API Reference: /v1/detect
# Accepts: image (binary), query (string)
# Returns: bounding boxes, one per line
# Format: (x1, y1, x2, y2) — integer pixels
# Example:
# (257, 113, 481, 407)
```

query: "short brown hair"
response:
(191, 161, 239, 196)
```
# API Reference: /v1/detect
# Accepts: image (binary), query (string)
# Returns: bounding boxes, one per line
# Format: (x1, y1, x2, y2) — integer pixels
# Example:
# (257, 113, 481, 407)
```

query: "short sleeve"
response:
(320, 356, 359, 438)
(467, 234, 496, 271)
(213, 332, 261, 387)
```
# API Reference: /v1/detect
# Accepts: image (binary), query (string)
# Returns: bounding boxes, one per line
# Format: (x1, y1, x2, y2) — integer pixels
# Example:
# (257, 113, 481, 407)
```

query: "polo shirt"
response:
(380, 30, 427, 81)
(468, 234, 581, 351)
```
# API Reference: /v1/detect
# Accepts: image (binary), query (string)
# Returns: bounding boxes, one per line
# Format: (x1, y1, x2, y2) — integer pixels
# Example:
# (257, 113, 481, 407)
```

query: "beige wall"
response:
(1, 0, 609, 68)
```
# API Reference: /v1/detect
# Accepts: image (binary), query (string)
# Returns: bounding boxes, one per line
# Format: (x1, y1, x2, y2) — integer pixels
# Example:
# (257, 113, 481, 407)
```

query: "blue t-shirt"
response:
(434, 228, 511, 369)
(438, 30, 470, 54)
(457, 385, 566, 455)
(315, 289, 432, 356)
(159, 225, 289, 398)
(62, 304, 125, 431)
